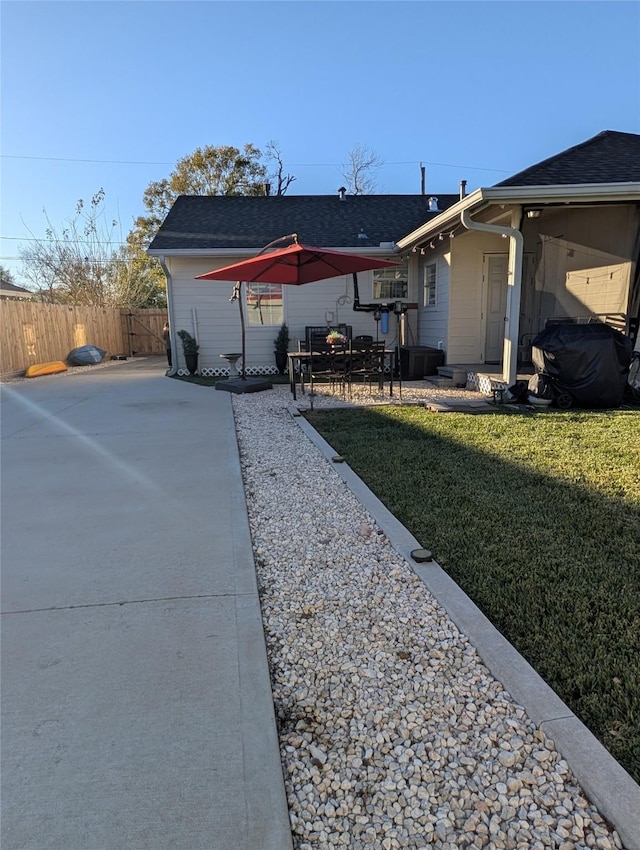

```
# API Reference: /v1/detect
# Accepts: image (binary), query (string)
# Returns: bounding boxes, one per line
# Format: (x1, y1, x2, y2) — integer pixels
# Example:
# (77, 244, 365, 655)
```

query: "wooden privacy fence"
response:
(0, 302, 167, 376)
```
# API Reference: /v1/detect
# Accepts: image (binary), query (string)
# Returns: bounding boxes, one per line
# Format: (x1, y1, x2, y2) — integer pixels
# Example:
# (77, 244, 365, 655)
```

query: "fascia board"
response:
(395, 189, 486, 249)
(396, 183, 640, 250)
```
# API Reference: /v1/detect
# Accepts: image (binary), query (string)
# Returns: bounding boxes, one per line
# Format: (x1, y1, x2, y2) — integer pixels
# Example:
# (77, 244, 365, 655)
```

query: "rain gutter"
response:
(158, 255, 178, 376)
(396, 183, 640, 252)
(460, 207, 524, 387)
(480, 182, 640, 203)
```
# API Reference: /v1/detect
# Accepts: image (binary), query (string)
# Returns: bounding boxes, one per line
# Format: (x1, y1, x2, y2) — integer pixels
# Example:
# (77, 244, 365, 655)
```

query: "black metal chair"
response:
(304, 326, 326, 350)
(348, 340, 386, 394)
(306, 343, 350, 397)
(304, 324, 353, 350)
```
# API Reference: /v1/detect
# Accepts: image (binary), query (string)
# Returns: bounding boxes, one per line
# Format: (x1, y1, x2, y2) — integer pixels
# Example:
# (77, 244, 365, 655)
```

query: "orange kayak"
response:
(25, 361, 68, 378)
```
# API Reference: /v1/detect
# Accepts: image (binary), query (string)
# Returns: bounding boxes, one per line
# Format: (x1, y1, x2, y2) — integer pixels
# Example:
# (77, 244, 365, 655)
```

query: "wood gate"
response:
(121, 310, 167, 356)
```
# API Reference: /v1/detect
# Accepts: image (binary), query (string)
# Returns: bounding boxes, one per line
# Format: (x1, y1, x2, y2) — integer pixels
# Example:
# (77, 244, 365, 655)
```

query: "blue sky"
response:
(1, 0, 639, 284)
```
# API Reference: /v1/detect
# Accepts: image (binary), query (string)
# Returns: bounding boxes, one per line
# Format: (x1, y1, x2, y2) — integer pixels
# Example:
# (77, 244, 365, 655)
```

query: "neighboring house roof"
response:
(495, 130, 640, 187)
(0, 281, 34, 299)
(147, 194, 461, 253)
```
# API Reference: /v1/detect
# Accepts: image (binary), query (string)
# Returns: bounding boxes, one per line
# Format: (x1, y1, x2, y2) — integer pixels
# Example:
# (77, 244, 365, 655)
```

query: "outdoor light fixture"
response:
(411, 548, 433, 563)
(527, 209, 542, 219)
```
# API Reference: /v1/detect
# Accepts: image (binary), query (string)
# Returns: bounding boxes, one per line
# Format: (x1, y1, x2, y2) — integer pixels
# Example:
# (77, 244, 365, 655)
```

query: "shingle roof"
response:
(147, 194, 461, 252)
(495, 130, 640, 187)
(0, 281, 32, 294)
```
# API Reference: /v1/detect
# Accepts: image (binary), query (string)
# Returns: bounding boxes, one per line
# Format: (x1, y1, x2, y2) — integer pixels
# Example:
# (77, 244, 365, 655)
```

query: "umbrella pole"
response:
(238, 281, 246, 380)
(396, 312, 403, 402)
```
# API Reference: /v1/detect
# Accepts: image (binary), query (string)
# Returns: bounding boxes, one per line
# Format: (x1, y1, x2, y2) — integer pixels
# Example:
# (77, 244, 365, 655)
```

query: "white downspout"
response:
(159, 255, 178, 376)
(460, 207, 523, 385)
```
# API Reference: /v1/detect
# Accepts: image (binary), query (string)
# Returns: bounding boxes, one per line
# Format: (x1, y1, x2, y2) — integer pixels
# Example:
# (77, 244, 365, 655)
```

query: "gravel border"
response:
(232, 385, 633, 850)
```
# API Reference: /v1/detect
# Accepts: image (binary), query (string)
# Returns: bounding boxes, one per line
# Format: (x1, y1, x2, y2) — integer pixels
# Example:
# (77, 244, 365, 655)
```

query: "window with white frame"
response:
(246, 283, 283, 325)
(373, 260, 408, 300)
(423, 263, 437, 306)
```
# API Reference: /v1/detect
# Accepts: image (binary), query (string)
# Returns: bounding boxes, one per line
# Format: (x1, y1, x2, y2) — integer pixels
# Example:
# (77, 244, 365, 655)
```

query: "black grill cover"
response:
(531, 323, 633, 408)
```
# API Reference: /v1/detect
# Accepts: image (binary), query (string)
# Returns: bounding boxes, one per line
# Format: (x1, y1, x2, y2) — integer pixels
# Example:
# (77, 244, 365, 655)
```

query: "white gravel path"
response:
(232, 383, 626, 850)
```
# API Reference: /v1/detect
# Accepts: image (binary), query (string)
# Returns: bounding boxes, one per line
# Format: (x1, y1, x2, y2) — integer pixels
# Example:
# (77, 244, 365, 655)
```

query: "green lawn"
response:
(305, 406, 640, 783)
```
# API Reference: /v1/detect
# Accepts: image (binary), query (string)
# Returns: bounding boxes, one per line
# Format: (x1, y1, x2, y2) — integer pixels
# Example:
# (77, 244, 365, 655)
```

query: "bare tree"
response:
(20, 189, 165, 308)
(264, 140, 296, 195)
(341, 144, 383, 195)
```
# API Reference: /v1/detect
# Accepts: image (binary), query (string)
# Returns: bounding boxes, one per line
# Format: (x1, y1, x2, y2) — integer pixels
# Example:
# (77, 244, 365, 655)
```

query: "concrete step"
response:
(437, 365, 455, 378)
(436, 365, 468, 386)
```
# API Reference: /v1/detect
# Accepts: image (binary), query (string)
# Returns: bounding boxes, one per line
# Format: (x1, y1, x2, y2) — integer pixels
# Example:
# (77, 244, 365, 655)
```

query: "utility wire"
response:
(1, 152, 512, 173)
(0, 235, 129, 245)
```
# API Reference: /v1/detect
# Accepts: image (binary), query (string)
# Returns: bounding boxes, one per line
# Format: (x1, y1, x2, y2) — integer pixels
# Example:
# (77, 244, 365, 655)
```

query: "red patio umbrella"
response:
(196, 234, 398, 381)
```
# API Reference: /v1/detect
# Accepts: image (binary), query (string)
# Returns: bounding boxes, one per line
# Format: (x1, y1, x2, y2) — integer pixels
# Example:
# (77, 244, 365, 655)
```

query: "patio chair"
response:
(305, 326, 328, 350)
(304, 324, 353, 350)
(348, 340, 386, 394)
(307, 343, 350, 397)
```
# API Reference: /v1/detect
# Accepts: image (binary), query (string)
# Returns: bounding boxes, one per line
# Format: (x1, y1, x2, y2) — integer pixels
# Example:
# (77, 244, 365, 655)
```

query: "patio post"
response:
(503, 206, 524, 386)
(460, 207, 524, 386)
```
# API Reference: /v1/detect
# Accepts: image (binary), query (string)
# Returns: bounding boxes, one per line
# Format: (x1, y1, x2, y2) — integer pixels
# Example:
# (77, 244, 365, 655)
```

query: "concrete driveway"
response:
(1, 358, 292, 850)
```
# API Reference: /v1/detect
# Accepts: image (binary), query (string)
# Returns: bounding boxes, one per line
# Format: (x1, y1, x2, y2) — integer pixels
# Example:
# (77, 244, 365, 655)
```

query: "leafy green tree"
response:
(109, 244, 167, 308)
(127, 142, 296, 300)
(120, 227, 167, 308)
(126, 143, 282, 294)
(132, 143, 269, 247)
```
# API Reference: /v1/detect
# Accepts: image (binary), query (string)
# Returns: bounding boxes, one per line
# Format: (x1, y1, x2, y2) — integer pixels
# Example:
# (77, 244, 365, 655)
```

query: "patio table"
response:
(287, 348, 396, 401)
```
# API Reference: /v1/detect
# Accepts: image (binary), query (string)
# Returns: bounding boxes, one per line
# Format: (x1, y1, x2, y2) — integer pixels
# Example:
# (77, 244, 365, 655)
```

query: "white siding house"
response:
(417, 251, 450, 351)
(148, 193, 460, 376)
(164, 255, 401, 375)
(149, 132, 640, 383)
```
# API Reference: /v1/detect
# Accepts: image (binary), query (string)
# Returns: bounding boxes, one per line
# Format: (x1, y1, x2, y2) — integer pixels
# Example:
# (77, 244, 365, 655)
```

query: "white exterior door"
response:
(483, 254, 508, 363)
